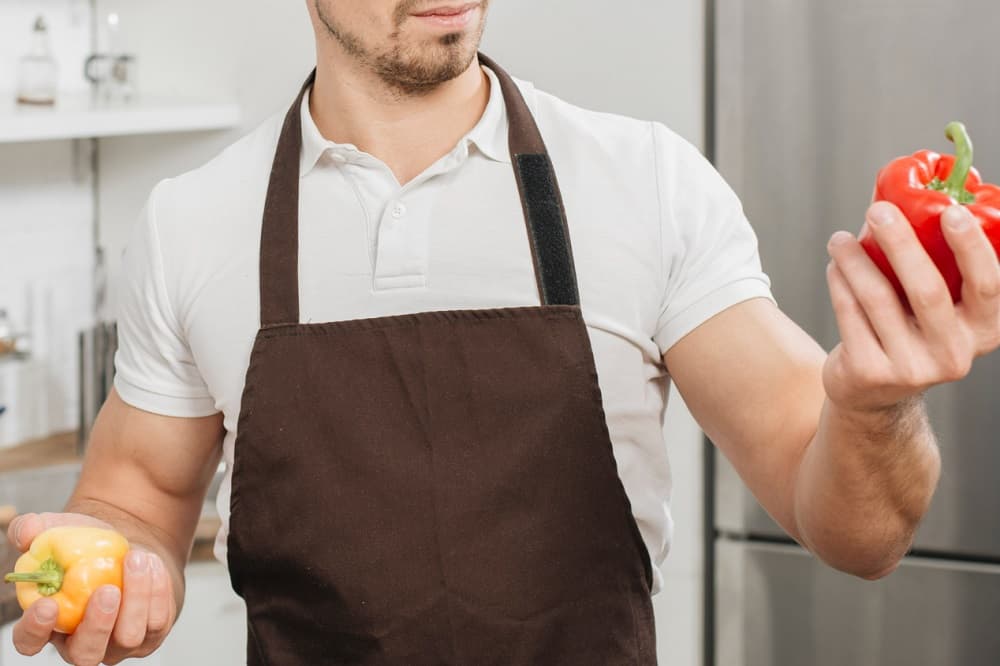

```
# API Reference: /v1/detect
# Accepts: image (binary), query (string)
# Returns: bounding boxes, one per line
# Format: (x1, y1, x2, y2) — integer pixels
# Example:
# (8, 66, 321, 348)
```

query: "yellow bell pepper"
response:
(4, 526, 130, 634)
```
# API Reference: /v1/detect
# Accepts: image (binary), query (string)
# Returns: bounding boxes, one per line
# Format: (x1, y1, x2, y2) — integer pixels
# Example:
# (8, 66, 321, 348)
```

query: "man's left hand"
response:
(824, 200, 1000, 413)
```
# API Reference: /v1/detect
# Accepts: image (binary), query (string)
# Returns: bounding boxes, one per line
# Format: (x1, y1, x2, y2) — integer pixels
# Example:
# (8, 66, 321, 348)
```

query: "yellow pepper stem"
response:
(4, 558, 64, 596)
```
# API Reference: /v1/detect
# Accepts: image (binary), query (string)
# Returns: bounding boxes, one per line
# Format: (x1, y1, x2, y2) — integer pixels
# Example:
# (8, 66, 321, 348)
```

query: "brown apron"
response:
(227, 54, 656, 665)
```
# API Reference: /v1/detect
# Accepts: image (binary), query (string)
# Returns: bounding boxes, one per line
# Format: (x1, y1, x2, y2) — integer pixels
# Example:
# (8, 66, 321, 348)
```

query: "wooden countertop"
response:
(0, 506, 15, 531)
(1, 504, 20, 625)
(0, 431, 80, 473)
(0, 547, 18, 628)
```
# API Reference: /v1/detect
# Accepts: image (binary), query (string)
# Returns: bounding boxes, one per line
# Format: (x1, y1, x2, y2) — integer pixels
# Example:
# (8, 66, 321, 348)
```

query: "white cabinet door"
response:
(155, 561, 245, 666)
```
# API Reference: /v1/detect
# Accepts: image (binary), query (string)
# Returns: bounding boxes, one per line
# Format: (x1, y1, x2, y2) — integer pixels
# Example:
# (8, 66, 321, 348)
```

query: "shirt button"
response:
(391, 202, 407, 219)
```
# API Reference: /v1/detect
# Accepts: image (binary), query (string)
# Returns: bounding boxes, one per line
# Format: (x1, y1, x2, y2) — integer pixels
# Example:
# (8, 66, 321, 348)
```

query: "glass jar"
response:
(16, 16, 59, 106)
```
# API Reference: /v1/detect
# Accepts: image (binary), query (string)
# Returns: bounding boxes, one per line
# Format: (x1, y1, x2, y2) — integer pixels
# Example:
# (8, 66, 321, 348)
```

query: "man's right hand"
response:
(6, 512, 177, 666)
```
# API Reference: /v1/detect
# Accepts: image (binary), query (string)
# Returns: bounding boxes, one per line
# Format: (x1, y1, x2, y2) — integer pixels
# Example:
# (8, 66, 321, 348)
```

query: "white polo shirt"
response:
(114, 66, 773, 594)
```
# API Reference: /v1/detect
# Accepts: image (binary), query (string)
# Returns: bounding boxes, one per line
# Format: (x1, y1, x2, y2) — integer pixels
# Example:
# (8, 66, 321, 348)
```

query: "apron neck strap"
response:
(479, 54, 580, 309)
(259, 55, 579, 328)
(259, 70, 313, 328)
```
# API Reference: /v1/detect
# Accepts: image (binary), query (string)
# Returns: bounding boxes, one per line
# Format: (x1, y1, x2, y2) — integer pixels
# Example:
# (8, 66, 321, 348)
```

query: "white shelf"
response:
(0, 92, 242, 143)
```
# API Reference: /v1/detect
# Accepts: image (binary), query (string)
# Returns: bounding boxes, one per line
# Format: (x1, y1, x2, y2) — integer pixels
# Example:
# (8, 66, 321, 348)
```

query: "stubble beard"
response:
(315, 0, 489, 97)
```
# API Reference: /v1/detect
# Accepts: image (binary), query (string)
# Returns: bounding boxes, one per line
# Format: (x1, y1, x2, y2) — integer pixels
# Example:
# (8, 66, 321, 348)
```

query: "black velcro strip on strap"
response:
(515, 153, 580, 307)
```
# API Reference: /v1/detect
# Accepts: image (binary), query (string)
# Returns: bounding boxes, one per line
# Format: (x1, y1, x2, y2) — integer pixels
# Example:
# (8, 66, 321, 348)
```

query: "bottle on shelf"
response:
(0, 309, 13, 355)
(0, 309, 31, 359)
(16, 16, 59, 106)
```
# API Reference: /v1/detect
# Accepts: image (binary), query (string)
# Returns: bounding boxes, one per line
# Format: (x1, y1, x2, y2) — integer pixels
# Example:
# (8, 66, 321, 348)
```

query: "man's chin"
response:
(409, 46, 478, 76)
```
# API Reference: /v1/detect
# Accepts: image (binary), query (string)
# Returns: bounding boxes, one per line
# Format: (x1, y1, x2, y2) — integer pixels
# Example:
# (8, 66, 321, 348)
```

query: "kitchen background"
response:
(3, 0, 999, 665)
(0, 0, 708, 664)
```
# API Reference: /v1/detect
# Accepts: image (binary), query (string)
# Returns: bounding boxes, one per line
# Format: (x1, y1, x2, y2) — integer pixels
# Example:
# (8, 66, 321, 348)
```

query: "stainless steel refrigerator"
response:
(710, 0, 1000, 664)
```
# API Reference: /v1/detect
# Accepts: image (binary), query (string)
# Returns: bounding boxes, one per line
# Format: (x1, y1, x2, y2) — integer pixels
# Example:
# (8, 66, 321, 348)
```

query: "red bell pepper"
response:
(859, 122, 1000, 306)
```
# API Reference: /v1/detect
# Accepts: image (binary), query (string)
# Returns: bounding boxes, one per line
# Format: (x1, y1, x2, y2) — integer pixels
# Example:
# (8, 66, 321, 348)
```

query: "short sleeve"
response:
(652, 123, 775, 354)
(113, 181, 218, 417)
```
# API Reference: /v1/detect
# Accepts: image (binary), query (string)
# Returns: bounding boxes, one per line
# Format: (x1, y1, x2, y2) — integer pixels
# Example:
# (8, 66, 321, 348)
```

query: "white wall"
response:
(0, 1, 96, 443)
(97, 0, 709, 663)
(482, 1, 705, 145)
(93, 0, 316, 313)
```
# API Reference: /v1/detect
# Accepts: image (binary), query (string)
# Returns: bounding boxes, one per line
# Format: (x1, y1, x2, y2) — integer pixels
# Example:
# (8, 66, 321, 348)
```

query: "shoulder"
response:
(519, 79, 656, 164)
(132, 111, 286, 312)
(150, 111, 285, 233)
(515, 78, 713, 197)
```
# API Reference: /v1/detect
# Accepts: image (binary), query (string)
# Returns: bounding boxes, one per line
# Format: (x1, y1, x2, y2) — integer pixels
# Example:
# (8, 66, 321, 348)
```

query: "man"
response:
(7, 0, 999, 664)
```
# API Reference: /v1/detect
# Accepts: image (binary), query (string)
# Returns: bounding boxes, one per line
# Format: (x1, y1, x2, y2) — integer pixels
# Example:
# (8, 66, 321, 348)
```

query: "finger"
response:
(49, 633, 69, 660)
(827, 229, 911, 351)
(8, 512, 110, 552)
(942, 205, 1000, 319)
(827, 260, 885, 354)
(864, 201, 958, 343)
(103, 554, 173, 664)
(112, 550, 152, 650)
(146, 554, 172, 635)
(64, 585, 120, 666)
(11, 598, 58, 656)
(7, 513, 36, 552)
(104, 554, 172, 665)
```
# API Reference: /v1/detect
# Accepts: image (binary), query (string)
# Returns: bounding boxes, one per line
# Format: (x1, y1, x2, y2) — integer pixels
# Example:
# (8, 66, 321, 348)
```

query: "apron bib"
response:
(227, 54, 656, 666)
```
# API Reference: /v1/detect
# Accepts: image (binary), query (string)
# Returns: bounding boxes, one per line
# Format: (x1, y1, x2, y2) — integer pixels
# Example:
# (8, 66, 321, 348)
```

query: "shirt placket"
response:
(337, 144, 470, 292)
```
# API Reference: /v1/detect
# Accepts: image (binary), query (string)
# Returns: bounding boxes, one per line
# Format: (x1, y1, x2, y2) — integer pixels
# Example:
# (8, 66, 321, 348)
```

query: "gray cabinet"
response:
(712, 0, 1000, 662)
(717, 540, 1000, 666)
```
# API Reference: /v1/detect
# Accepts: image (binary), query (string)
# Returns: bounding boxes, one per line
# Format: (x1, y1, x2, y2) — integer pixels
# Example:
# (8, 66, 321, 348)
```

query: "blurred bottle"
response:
(16, 16, 59, 106)
(0, 310, 12, 355)
(0, 309, 32, 359)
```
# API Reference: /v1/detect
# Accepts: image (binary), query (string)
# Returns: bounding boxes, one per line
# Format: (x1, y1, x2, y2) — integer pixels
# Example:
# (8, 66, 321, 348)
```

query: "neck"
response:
(309, 54, 490, 185)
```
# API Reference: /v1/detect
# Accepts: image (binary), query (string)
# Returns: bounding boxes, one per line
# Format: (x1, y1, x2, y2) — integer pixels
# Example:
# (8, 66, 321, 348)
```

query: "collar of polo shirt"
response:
(299, 65, 511, 177)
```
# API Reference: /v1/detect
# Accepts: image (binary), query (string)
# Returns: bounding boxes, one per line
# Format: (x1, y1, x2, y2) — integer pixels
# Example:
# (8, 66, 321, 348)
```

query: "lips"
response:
(409, 2, 480, 30)
(413, 3, 479, 18)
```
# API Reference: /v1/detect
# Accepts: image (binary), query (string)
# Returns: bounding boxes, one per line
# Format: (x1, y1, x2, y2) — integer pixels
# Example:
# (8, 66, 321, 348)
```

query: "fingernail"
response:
(12, 518, 23, 549)
(828, 231, 854, 248)
(34, 601, 57, 623)
(944, 205, 972, 231)
(126, 550, 148, 573)
(150, 555, 165, 574)
(11, 513, 34, 549)
(99, 586, 121, 614)
(869, 203, 897, 227)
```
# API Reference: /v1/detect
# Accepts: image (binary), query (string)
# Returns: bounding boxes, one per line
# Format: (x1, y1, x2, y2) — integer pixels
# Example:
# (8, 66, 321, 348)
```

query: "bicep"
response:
(72, 389, 223, 552)
(114, 181, 216, 417)
(663, 298, 828, 538)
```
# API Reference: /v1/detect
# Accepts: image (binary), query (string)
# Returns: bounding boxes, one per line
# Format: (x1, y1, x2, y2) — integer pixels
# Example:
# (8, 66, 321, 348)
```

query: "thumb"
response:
(8, 512, 114, 552)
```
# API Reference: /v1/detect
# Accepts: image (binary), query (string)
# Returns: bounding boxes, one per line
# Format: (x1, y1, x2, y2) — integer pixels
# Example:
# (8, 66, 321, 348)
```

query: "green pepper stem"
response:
(4, 572, 61, 585)
(943, 121, 975, 202)
(3, 558, 64, 596)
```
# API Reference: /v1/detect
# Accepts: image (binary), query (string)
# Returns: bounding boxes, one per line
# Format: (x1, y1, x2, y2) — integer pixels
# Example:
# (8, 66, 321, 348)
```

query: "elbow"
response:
(813, 544, 907, 582)
(854, 556, 903, 581)
(859, 561, 901, 581)
(797, 513, 916, 582)
(813, 531, 911, 582)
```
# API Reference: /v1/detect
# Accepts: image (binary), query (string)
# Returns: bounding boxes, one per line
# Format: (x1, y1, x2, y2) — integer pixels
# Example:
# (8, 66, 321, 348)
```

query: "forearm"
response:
(793, 396, 941, 579)
(63, 494, 195, 612)
(59, 390, 225, 613)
